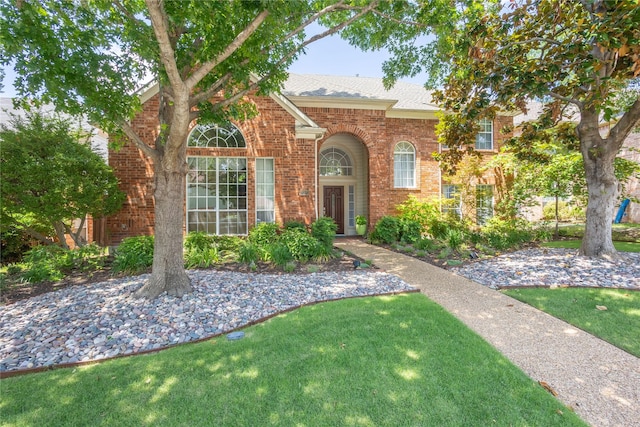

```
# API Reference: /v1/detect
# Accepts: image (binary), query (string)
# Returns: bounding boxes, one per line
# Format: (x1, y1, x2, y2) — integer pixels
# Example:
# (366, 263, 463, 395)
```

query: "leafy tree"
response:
(499, 119, 639, 236)
(352, 0, 640, 258)
(0, 110, 124, 249)
(0, 0, 386, 298)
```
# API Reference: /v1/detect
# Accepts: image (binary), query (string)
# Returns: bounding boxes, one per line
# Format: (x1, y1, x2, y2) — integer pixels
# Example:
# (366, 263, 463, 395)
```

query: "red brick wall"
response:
(107, 91, 513, 244)
(107, 96, 158, 244)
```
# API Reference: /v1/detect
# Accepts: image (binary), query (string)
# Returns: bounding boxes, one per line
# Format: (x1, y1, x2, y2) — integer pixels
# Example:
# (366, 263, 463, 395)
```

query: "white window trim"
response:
(393, 141, 417, 188)
(255, 158, 275, 225)
(475, 119, 493, 150)
(186, 156, 248, 235)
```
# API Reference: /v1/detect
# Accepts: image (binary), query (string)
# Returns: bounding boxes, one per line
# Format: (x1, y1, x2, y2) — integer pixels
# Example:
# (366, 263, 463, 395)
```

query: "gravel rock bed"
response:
(451, 248, 640, 290)
(0, 270, 413, 373)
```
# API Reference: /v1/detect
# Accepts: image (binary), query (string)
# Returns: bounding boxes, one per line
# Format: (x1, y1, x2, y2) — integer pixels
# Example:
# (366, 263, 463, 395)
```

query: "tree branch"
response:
(498, 37, 563, 52)
(117, 120, 161, 162)
(548, 91, 584, 110)
(609, 96, 640, 145)
(113, 0, 146, 27)
(370, 8, 423, 27)
(22, 226, 56, 246)
(190, 72, 236, 106)
(186, 9, 271, 90)
(270, 1, 381, 73)
(145, 0, 185, 91)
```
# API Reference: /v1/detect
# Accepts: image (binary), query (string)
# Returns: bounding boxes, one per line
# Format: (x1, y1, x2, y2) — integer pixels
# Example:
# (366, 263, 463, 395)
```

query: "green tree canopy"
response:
(0, 0, 393, 298)
(348, 0, 640, 258)
(0, 110, 125, 248)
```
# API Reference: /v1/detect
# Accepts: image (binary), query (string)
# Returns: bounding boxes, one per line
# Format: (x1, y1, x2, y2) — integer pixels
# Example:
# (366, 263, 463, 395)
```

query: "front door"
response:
(323, 186, 344, 234)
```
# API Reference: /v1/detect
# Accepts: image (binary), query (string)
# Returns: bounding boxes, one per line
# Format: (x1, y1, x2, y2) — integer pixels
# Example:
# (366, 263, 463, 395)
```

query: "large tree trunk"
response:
(134, 166, 192, 298)
(134, 88, 193, 299)
(577, 110, 620, 259)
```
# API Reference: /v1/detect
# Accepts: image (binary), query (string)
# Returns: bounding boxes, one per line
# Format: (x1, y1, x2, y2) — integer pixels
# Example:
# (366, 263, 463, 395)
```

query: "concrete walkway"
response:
(335, 238, 640, 427)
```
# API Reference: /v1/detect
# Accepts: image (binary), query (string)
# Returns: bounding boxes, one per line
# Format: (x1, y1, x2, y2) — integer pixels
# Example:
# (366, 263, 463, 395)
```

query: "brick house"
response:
(105, 74, 512, 245)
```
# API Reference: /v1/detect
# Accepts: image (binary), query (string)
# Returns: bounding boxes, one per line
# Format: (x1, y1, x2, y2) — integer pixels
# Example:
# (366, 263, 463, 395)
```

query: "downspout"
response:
(438, 140, 443, 212)
(314, 135, 321, 220)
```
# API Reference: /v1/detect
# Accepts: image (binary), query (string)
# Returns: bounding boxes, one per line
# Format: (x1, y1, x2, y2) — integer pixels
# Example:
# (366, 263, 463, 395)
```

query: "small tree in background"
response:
(0, 111, 125, 249)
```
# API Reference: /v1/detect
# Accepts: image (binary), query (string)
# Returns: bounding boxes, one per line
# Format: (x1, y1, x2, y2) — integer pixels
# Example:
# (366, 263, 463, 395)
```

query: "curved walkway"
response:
(335, 239, 640, 427)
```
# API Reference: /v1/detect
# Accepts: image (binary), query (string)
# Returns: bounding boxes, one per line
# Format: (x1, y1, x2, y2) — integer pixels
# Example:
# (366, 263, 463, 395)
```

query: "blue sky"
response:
(1, 30, 427, 97)
(288, 32, 427, 85)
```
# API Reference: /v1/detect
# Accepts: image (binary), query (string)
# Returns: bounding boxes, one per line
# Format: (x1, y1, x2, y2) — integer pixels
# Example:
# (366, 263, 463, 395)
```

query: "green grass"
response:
(555, 223, 640, 242)
(503, 288, 640, 357)
(0, 294, 585, 426)
(541, 239, 640, 252)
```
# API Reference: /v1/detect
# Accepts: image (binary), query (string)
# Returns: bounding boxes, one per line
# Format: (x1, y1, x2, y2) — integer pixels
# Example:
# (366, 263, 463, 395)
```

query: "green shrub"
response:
(112, 235, 154, 274)
(19, 245, 68, 283)
(370, 216, 400, 244)
(311, 217, 337, 250)
(414, 237, 437, 251)
(6, 264, 23, 275)
(16, 244, 108, 284)
(284, 220, 307, 232)
(72, 243, 107, 272)
(184, 231, 210, 251)
(481, 218, 533, 251)
(283, 261, 297, 273)
(238, 242, 260, 264)
(437, 247, 453, 259)
(281, 228, 322, 262)
(185, 247, 219, 269)
(22, 245, 65, 264)
(426, 217, 452, 240)
(468, 231, 485, 245)
(0, 226, 33, 264)
(211, 235, 242, 252)
(395, 195, 440, 230)
(268, 242, 294, 267)
(542, 201, 585, 221)
(248, 222, 280, 246)
(446, 228, 465, 251)
(533, 224, 554, 242)
(20, 262, 64, 283)
(184, 232, 220, 268)
(313, 244, 334, 262)
(399, 218, 422, 244)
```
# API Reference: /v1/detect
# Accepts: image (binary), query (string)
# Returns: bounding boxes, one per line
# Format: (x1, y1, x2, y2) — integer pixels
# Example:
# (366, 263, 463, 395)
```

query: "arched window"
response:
(394, 142, 415, 188)
(188, 122, 246, 148)
(320, 147, 353, 176)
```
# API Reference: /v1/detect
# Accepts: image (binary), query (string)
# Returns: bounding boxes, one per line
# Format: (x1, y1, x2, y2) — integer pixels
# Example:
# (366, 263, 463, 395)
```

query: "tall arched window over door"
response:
(394, 141, 416, 188)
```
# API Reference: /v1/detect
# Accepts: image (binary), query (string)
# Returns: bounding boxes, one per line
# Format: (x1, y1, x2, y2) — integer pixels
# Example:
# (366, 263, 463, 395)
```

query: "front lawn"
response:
(555, 223, 640, 242)
(503, 288, 640, 357)
(0, 294, 585, 426)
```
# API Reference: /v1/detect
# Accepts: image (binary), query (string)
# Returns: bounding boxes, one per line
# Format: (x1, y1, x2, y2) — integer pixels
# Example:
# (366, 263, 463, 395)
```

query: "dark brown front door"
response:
(323, 186, 344, 234)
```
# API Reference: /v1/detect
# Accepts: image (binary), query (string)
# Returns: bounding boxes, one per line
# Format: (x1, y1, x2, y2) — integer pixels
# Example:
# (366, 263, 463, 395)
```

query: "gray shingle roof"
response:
(282, 73, 439, 112)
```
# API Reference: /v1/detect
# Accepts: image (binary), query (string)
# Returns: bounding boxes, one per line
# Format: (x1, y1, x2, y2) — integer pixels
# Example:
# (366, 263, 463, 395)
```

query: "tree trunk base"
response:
(134, 271, 193, 299)
(577, 247, 621, 262)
